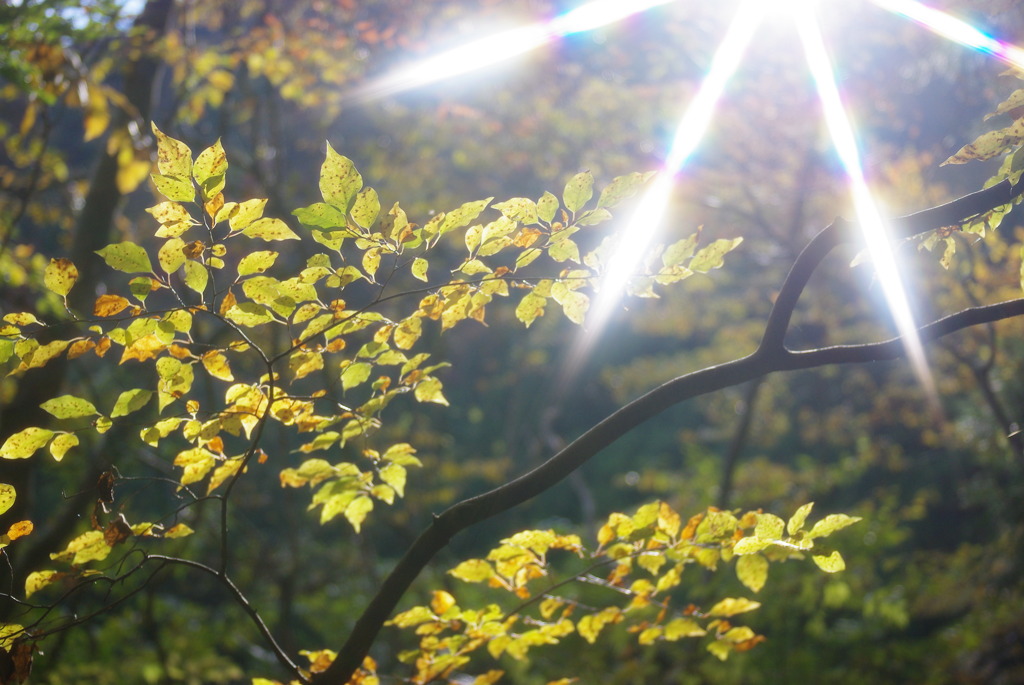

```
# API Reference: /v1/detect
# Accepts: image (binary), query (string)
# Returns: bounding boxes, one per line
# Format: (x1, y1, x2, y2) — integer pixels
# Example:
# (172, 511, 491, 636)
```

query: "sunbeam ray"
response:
(558, 1, 766, 386)
(870, 0, 1024, 68)
(794, 8, 941, 408)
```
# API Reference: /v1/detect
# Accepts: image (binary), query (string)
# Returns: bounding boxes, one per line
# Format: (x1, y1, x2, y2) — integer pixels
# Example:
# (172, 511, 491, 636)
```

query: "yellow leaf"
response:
(44, 258, 78, 297)
(414, 377, 448, 406)
(158, 237, 187, 273)
(25, 570, 59, 597)
(152, 122, 193, 178)
(706, 597, 761, 617)
(0, 483, 15, 515)
(184, 260, 209, 294)
(174, 447, 217, 485)
(51, 530, 112, 565)
(243, 217, 300, 241)
(430, 589, 457, 615)
(393, 317, 422, 350)
(787, 502, 814, 536)
(93, 294, 131, 317)
(120, 334, 166, 363)
(202, 351, 235, 381)
(96, 242, 153, 274)
(49, 433, 79, 462)
(83, 85, 110, 141)
(449, 559, 493, 583)
(164, 523, 194, 539)
(1, 427, 54, 459)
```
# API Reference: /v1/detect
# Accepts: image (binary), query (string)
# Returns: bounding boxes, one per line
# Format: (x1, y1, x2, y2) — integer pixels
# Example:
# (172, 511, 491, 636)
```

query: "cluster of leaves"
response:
(920, 69, 1024, 270)
(365, 501, 860, 685)
(0, 127, 743, 671)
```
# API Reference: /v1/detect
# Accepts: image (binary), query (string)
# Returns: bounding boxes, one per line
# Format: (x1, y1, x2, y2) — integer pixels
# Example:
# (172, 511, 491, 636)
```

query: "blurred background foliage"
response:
(2, 0, 1024, 683)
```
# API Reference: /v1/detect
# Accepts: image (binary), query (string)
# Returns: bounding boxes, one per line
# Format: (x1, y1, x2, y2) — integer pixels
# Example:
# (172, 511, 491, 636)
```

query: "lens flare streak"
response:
(588, 1, 765, 332)
(353, 0, 678, 102)
(870, 0, 1024, 68)
(795, 10, 939, 404)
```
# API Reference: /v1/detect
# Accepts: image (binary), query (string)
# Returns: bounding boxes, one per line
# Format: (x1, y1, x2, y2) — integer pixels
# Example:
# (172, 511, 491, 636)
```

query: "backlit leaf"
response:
(44, 258, 78, 297)
(93, 294, 131, 317)
(537, 191, 559, 224)
(351, 187, 380, 228)
(238, 251, 278, 276)
(812, 551, 846, 573)
(41, 395, 98, 419)
(807, 514, 862, 539)
(321, 143, 363, 211)
(690, 237, 743, 273)
(411, 257, 428, 282)
(202, 351, 234, 381)
(754, 513, 784, 541)
(787, 502, 814, 536)
(562, 171, 594, 213)
(0, 484, 14, 515)
(293, 202, 348, 231)
(49, 433, 78, 462)
(151, 174, 195, 202)
(414, 377, 448, 405)
(52, 530, 111, 564)
(515, 292, 547, 327)
(158, 237, 187, 273)
(152, 122, 192, 178)
(184, 260, 209, 294)
(706, 597, 761, 617)
(449, 559, 494, 583)
(598, 171, 654, 208)
(97, 242, 153, 274)
(736, 554, 768, 592)
(243, 218, 300, 241)
(493, 197, 539, 224)
(341, 362, 372, 390)
(379, 463, 407, 498)
(1, 427, 54, 459)
(193, 139, 227, 200)
(344, 495, 373, 533)
(111, 389, 154, 417)
(25, 570, 58, 597)
(394, 317, 422, 350)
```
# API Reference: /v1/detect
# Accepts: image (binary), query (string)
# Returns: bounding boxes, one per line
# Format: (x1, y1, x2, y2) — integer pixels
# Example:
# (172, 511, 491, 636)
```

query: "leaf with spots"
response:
(320, 143, 363, 211)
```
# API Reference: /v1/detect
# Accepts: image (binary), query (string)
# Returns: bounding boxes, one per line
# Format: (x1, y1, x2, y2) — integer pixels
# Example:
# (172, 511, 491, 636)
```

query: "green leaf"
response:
(44, 258, 78, 297)
(292, 202, 348, 231)
(807, 514, 862, 539)
(344, 495, 373, 533)
(0, 483, 15, 516)
(812, 551, 846, 573)
(1, 427, 54, 459)
(562, 171, 594, 214)
(493, 197, 539, 224)
(351, 187, 380, 228)
(787, 502, 814, 536)
(537, 191, 559, 223)
(111, 389, 154, 418)
(243, 218, 300, 241)
(441, 198, 493, 237)
(158, 237, 187, 273)
(736, 554, 768, 592)
(97, 242, 154, 274)
(551, 283, 588, 324)
(754, 513, 785, 540)
(320, 143, 363, 211)
(414, 377, 449, 405)
(690, 237, 743, 273)
(226, 303, 275, 327)
(41, 395, 98, 419)
(379, 463, 407, 498)
(49, 433, 78, 462)
(733, 536, 773, 555)
(598, 171, 654, 208)
(238, 250, 279, 276)
(515, 292, 547, 327)
(341, 361, 372, 390)
(183, 260, 209, 294)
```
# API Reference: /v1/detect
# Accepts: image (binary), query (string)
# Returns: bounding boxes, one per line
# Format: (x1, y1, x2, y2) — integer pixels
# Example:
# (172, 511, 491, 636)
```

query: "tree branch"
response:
(316, 181, 1023, 684)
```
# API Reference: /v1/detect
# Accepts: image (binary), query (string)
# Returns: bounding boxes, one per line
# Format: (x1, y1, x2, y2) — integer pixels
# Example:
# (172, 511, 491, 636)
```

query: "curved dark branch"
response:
(316, 182, 1024, 684)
